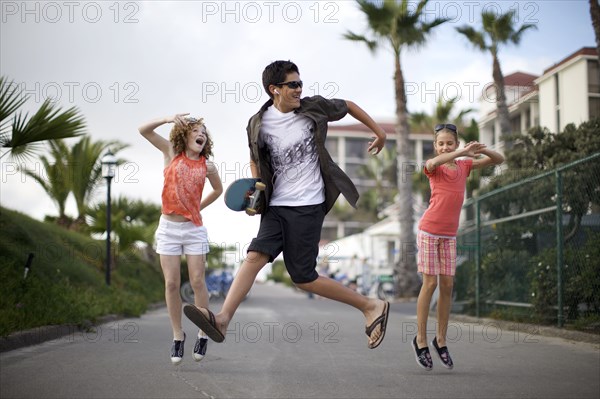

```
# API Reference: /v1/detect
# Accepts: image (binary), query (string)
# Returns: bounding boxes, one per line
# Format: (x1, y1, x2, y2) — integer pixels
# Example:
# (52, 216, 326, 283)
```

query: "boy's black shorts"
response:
(247, 203, 326, 284)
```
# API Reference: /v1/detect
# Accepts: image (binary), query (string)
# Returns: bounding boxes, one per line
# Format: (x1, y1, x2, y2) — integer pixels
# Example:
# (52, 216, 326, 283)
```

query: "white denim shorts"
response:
(155, 216, 210, 256)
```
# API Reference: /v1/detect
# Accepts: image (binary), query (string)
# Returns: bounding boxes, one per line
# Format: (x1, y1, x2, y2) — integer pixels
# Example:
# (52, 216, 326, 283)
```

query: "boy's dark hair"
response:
(262, 60, 299, 98)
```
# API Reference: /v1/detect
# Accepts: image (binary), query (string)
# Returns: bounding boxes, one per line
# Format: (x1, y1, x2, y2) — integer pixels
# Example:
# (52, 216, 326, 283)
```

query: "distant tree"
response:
(70, 136, 128, 228)
(86, 196, 151, 255)
(456, 10, 536, 138)
(482, 119, 600, 242)
(22, 140, 72, 226)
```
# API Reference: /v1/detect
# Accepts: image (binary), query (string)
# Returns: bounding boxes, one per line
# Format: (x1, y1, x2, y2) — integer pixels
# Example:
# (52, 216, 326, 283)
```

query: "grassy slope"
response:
(0, 207, 165, 337)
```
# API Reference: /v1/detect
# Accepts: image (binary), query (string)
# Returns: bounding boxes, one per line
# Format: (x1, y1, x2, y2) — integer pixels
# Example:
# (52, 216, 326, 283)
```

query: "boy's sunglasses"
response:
(434, 123, 457, 133)
(275, 80, 303, 89)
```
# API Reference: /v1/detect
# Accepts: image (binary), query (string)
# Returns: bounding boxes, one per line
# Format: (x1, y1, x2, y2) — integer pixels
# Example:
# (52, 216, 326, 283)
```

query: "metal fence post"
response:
(555, 170, 564, 328)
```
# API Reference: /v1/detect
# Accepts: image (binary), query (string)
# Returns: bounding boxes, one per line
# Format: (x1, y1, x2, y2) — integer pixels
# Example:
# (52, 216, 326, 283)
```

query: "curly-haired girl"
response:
(139, 113, 223, 365)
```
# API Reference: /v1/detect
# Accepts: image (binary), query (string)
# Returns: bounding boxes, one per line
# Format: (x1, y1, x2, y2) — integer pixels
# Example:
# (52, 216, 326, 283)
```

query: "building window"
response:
(554, 74, 560, 105)
(346, 137, 370, 160)
(325, 137, 338, 157)
(590, 97, 600, 119)
(422, 141, 434, 160)
(588, 60, 600, 94)
(555, 74, 561, 132)
(345, 163, 365, 180)
(510, 115, 521, 134)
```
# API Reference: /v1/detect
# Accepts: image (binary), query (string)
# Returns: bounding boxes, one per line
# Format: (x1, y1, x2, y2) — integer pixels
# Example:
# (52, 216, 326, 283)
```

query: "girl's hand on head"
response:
(169, 113, 190, 126)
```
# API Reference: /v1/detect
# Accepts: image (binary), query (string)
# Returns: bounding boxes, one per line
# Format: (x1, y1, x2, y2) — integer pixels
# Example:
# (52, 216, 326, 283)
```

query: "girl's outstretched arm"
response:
(425, 142, 485, 172)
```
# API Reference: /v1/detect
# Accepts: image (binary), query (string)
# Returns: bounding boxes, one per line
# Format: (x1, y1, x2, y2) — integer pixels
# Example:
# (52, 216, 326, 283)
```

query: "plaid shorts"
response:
(417, 230, 457, 276)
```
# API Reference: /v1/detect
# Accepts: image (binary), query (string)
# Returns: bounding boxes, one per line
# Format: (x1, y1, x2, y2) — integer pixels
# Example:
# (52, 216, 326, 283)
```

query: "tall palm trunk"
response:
(492, 53, 512, 137)
(590, 0, 600, 84)
(394, 52, 420, 295)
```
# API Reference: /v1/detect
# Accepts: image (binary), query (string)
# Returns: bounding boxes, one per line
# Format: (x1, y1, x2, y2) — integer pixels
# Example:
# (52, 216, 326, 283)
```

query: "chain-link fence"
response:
(454, 153, 600, 331)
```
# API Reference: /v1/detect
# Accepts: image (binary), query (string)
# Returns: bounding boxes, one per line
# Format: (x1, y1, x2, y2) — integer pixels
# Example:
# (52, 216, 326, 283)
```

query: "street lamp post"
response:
(101, 151, 117, 286)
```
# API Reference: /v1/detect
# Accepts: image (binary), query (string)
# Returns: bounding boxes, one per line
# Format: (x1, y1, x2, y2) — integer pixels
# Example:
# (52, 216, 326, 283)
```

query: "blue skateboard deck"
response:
(224, 178, 266, 215)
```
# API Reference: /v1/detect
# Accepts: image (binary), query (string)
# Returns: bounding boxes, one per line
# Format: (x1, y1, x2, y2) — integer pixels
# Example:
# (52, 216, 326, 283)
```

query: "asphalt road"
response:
(1, 283, 599, 399)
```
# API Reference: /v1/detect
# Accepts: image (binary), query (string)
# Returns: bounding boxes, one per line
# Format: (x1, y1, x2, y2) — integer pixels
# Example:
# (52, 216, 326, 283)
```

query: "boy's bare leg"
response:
(416, 274, 437, 348)
(435, 275, 454, 347)
(296, 275, 387, 344)
(210, 251, 270, 335)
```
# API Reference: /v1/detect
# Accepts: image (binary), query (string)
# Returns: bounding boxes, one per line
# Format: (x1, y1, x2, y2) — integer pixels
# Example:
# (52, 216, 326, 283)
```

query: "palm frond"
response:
(0, 76, 28, 126)
(8, 99, 86, 146)
(511, 23, 538, 45)
(456, 26, 488, 51)
(357, 0, 395, 36)
(343, 31, 379, 53)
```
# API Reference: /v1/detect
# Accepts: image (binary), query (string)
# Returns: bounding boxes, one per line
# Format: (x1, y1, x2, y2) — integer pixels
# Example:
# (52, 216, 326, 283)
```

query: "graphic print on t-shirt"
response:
(260, 107, 325, 206)
(264, 125, 317, 183)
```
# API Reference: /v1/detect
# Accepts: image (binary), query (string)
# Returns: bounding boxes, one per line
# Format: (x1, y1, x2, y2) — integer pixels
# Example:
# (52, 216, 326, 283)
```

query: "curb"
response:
(0, 302, 166, 353)
(450, 314, 600, 346)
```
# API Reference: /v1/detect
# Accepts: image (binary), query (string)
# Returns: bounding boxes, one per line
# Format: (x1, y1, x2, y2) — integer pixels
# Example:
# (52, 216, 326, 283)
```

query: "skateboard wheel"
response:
(255, 182, 266, 190)
(246, 208, 257, 216)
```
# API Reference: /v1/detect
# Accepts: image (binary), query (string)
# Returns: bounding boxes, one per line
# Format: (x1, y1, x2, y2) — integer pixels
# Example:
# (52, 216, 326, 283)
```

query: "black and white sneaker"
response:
(193, 336, 208, 362)
(170, 333, 186, 365)
(412, 336, 433, 371)
(432, 336, 454, 369)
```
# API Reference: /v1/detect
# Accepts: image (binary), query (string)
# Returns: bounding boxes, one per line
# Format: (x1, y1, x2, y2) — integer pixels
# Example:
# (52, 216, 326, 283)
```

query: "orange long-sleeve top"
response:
(161, 153, 207, 226)
(418, 159, 473, 237)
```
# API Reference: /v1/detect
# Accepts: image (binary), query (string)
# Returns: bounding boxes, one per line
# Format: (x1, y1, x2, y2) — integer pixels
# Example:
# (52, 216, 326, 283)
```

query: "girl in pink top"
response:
(412, 124, 504, 371)
(139, 113, 223, 365)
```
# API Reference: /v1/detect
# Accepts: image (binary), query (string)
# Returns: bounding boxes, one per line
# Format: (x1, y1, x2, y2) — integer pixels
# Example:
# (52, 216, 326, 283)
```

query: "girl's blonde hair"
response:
(169, 117, 214, 158)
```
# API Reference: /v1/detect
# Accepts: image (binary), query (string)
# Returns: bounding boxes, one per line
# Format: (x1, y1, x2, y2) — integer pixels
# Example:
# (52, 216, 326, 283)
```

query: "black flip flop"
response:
(365, 301, 390, 349)
(183, 304, 225, 343)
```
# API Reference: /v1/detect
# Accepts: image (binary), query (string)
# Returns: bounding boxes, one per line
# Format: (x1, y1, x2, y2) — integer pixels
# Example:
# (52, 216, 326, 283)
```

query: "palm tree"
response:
(70, 136, 128, 228)
(86, 196, 149, 256)
(345, 0, 448, 296)
(22, 140, 72, 226)
(456, 10, 536, 138)
(0, 76, 86, 162)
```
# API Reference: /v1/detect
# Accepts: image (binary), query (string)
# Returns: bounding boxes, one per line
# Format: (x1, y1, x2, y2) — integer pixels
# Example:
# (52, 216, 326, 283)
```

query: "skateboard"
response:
(224, 178, 266, 216)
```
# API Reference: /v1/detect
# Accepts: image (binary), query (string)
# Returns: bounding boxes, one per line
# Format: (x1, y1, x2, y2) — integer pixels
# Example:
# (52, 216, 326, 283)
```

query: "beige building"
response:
(478, 47, 600, 148)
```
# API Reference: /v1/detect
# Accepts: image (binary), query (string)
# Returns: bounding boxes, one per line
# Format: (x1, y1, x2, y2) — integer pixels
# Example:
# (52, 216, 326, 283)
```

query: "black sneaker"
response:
(170, 332, 185, 365)
(193, 336, 208, 362)
(412, 336, 433, 371)
(432, 336, 454, 369)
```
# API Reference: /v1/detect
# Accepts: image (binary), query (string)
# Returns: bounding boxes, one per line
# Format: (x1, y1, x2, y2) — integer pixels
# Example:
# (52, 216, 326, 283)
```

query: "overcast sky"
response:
(0, 0, 595, 252)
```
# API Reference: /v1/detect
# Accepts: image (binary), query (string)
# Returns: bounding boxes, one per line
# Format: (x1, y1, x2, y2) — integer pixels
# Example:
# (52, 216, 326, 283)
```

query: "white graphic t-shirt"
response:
(260, 105, 325, 206)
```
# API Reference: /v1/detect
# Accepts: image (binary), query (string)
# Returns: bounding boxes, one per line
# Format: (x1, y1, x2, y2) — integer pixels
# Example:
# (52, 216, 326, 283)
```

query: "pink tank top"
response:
(161, 153, 207, 226)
